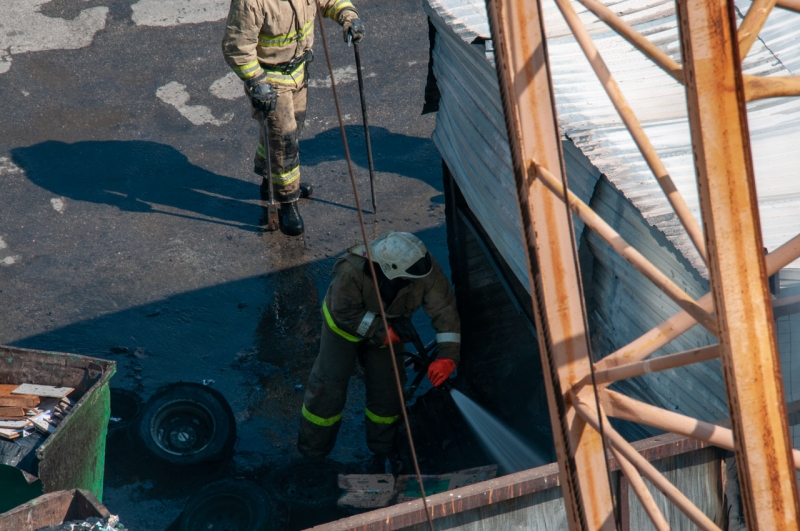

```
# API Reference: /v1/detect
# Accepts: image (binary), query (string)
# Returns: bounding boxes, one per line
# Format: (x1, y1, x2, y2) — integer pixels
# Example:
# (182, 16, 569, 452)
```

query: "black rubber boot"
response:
(279, 201, 304, 236)
(299, 182, 313, 199)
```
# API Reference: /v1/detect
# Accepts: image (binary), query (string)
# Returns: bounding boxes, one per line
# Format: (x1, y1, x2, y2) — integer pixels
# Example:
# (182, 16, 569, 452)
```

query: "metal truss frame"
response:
(486, 0, 800, 527)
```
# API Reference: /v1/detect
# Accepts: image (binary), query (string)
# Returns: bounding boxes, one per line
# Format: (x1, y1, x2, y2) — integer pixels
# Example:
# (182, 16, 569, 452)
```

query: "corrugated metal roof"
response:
(426, 0, 800, 275)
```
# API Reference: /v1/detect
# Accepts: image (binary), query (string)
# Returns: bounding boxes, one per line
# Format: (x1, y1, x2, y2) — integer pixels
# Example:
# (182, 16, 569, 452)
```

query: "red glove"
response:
(428, 359, 457, 387)
(382, 326, 401, 346)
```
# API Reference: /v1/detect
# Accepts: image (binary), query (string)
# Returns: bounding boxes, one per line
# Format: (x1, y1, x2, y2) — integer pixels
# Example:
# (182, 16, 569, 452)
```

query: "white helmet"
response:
(350, 231, 433, 280)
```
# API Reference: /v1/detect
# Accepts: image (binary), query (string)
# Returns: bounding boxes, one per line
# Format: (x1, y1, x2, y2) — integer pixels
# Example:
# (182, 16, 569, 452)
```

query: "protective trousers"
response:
(298, 322, 407, 458)
(252, 79, 307, 202)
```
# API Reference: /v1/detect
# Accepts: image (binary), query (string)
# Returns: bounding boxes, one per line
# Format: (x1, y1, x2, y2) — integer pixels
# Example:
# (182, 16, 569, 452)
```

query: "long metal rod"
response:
(581, 344, 719, 387)
(531, 160, 718, 334)
(353, 41, 377, 214)
(595, 232, 800, 371)
(610, 446, 670, 531)
(314, 7, 434, 531)
(737, 0, 778, 59)
(576, 0, 684, 83)
(553, 0, 708, 265)
(258, 111, 280, 231)
(678, 0, 800, 523)
(486, 0, 617, 528)
(600, 388, 800, 469)
(744, 74, 800, 101)
(572, 396, 721, 531)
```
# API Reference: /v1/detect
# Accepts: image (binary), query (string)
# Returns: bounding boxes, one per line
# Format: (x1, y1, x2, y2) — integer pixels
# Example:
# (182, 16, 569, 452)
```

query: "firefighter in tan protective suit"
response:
(222, 0, 364, 235)
(298, 232, 461, 469)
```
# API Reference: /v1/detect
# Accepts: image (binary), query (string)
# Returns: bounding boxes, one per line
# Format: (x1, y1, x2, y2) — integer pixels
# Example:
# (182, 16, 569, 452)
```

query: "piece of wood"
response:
(12, 383, 74, 398)
(0, 427, 22, 440)
(0, 384, 40, 407)
(0, 407, 26, 420)
(31, 417, 56, 434)
(0, 419, 32, 429)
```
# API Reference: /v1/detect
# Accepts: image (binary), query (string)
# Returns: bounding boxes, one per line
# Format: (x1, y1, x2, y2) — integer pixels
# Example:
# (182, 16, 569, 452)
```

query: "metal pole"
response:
(485, 0, 617, 528)
(677, 0, 800, 525)
(260, 110, 279, 231)
(353, 41, 377, 214)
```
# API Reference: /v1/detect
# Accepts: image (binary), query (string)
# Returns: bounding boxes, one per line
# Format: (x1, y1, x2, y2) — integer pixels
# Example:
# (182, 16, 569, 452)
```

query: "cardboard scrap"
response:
(337, 474, 396, 509)
(337, 465, 498, 509)
(12, 384, 74, 399)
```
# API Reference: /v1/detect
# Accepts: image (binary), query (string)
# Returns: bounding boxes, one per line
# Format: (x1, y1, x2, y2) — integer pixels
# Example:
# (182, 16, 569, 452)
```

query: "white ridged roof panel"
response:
(426, 0, 800, 273)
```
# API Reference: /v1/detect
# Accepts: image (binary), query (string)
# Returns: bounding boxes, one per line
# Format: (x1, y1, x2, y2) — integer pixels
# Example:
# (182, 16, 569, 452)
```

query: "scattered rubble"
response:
(34, 515, 127, 531)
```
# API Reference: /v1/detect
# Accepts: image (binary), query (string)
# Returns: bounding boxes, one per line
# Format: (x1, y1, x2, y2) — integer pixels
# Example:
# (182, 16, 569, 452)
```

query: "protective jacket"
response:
(322, 250, 462, 362)
(222, 0, 357, 86)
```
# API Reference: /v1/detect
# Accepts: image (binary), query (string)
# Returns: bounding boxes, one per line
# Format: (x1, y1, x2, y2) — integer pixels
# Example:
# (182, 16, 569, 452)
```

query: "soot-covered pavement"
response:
(0, 0, 492, 528)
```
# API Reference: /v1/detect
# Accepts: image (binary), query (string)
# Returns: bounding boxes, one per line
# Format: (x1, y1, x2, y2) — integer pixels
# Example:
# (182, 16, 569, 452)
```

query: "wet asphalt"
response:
(0, 0, 457, 528)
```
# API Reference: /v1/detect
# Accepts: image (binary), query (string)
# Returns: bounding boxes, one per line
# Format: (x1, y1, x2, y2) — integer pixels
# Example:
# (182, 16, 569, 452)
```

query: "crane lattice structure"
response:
(486, 0, 800, 528)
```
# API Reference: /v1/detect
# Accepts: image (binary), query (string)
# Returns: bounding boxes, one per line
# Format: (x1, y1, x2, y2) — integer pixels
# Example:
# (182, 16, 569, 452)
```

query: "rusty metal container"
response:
(0, 346, 115, 513)
(0, 488, 110, 530)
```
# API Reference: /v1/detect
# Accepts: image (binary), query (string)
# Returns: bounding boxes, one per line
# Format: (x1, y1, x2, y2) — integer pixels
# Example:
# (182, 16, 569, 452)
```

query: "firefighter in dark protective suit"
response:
(298, 232, 461, 464)
(222, 0, 365, 236)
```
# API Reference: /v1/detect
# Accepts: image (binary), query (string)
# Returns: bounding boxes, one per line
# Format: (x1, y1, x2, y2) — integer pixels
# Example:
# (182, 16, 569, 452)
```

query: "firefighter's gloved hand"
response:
(390, 318, 416, 344)
(248, 81, 277, 113)
(382, 326, 401, 346)
(428, 359, 456, 387)
(343, 18, 365, 43)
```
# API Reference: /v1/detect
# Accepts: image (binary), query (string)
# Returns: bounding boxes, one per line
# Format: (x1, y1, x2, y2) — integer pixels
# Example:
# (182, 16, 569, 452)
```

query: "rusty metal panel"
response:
(485, 0, 616, 528)
(626, 448, 724, 530)
(677, 0, 800, 526)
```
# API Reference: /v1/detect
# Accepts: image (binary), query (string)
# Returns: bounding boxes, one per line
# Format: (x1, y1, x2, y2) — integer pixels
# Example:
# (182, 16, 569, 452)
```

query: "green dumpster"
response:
(0, 346, 115, 513)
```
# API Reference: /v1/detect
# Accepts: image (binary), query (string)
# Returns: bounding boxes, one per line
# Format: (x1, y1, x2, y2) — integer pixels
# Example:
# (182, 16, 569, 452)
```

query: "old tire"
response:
(109, 388, 143, 432)
(179, 479, 276, 531)
(138, 382, 236, 466)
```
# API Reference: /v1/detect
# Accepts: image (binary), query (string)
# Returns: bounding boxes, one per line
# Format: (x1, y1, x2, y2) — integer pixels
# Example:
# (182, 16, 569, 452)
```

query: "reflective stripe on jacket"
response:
(321, 252, 462, 362)
(222, 0, 357, 83)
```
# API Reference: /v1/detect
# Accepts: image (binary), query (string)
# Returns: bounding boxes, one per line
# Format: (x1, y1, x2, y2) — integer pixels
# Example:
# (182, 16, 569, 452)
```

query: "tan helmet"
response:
(349, 231, 433, 280)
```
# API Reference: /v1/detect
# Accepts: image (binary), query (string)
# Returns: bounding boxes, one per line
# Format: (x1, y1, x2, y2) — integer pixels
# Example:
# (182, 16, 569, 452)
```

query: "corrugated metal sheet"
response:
(426, 0, 800, 276)
(426, 4, 602, 287)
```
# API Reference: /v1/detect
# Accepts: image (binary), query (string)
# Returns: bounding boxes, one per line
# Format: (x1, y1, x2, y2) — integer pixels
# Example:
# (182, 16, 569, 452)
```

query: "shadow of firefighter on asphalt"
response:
(12, 140, 265, 233)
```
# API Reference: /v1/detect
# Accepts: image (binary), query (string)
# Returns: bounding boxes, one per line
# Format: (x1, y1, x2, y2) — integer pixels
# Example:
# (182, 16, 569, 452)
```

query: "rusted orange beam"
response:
(600, 389, 800, 469)
(610, 446, 670, 531)
(572, 395, 721, 531)
(677, 0, 800, 525)
(584, 344, 719, 387)
(576, 0, 684, 83)
(776, 0, 800, 12)
(744, 74, 800, 101)
(553, 0, 708, 265)
(595, 232, 800, 371)
(486, 0, 616, 528)
(738, 0, 778, 59)
(532, 161, 718, 334)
